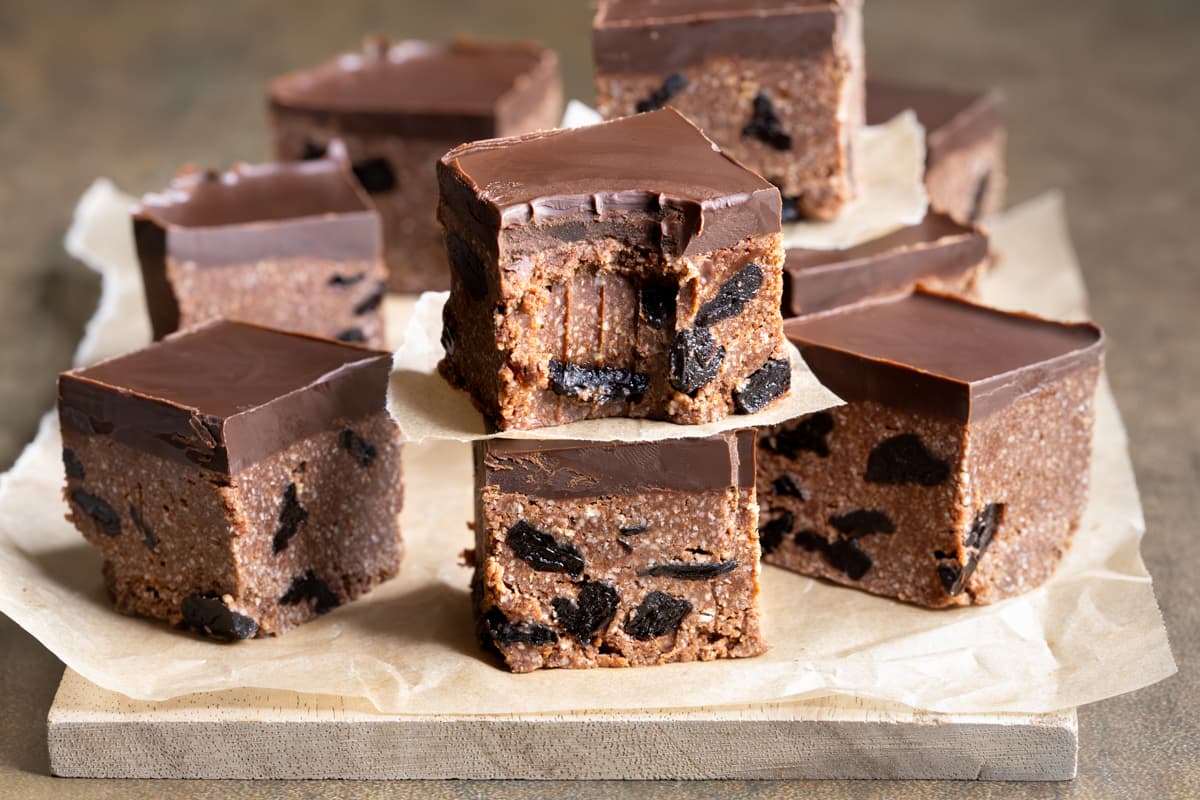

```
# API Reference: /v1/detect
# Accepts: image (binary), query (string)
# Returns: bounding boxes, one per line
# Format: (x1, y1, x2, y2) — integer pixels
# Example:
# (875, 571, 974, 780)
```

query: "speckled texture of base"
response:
(757, 367, 1099, 608)
(62, 410, 404, 638)
(928, 130, 1008, 225)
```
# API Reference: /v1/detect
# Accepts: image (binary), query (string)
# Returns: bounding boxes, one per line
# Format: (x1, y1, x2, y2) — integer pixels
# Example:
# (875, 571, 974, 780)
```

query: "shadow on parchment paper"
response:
(25, 541, 110, 611)
(389, 369, 493, 438)
(352, 579, 495, 664)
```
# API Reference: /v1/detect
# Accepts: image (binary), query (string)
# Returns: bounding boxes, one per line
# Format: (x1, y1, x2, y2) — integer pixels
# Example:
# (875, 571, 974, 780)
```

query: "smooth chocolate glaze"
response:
(58, 320, 392, 475)
(269, 37, 560, 139)
(594, 0, 842, 73)
(438, 108, 781, 258)
(133, 151, 382, 339)
(785, 290, 1103, 421)
(476, 429, 755, 499)
(784, 211, 988, 316)
(867, 80, 1004, 165)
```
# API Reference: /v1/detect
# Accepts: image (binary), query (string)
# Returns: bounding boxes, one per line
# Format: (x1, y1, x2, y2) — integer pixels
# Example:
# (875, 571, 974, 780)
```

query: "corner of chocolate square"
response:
(134, 152, 387, 348)
(437, 108, 790, 431)
(593, 0, 863, 220)
(868, 79, 1006, 224)
(758, 290, 1103, 607)
(268, 37, 564, 292)
(471, 430, 766, 672)
(57, 320, 404, 638)
(783, 211, 991, 316)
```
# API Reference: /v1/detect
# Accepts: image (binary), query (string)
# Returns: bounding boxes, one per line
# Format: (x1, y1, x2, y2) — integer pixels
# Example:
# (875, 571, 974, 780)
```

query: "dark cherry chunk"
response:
(763, 411, 834, 458)
(759, 510, 794, 556)
(548, 360, 649, 404)
(669, 328, 725, 395)
(340, 429, 377, 467)
(446, 232, 489, 300)
(70, 490, 121, 536)
(795, 530, 873, 580)
(301, 140, 327, 160)
(695, 263, 763, 328)
(552, 581, 620, 642)
(272, 483, 308, 554)
(734, 358, 791, 414)
(865, 434, 951, 486)
(353, 284, 386, 316)
(181, 594, 259, 641)
(639, 279, 678, 328)
(129, 504, 157, 550)
(507, 520, 585, 576)
(335, 328, 366, 343)
(636, 72, 688, 113)
(966, 503, 1002, 551)
(62, 448, 85, 479)
(940, 503, 1003, 596)
(829, 509, 896, 537)
(351, 157, 397, 194)
(485, 607, 559, 646)
(742, 92, 792, 151)
(625, 591, 692, 640)
(638, 560, 738, 580)
(328, 272, 365, 288)
(280, 569, 341, 614)
(619, 524, 650, 536)
(772, 474, 807, 500)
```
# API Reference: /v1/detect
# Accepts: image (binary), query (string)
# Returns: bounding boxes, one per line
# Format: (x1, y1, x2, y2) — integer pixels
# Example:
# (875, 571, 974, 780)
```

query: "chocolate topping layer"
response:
(594, 0, 841, 73)
(784, 212, 988, 315)
(269, 37, 559, 139)
(438, 108, 781, 257)
(58, 320, 392, 475)
(867, 80, 1004, 164)
(785, 290, 1103, 421)
(476, 429, 756, 499)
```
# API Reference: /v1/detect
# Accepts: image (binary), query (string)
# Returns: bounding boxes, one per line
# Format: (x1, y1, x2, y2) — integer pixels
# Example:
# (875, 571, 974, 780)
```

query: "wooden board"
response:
(47, 669, 1076, 781)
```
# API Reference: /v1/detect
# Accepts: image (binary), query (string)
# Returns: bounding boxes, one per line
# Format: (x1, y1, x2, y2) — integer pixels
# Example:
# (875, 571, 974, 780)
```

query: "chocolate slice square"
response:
(57, 320, 404, 638)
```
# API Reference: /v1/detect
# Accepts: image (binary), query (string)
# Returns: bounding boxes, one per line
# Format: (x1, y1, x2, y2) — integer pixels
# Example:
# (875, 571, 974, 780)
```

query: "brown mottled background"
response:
(0, 1, 1195, 797)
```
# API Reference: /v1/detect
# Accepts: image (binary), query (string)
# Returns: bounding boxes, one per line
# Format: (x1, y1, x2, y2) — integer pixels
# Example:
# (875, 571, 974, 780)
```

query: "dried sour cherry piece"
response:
(759, 510, 795, 556)
(940, 503, 1003, 596)
(280, 569, 341, 614)
(353, 284, 386, 316)
(328, 272, 365, 287)
(301, 140, 327, 160)
(340, 429, 377, 467)
(695, 263, 764, 327)
(62, 448, 85, 479)
(636, 72, 688, 113)
(829, 509, 895, 537)
(795, 530, 872, 580)
(734, 358, 791, 414)
(129, 504, 157, 550)
(625, 591, 692, 640)
(446, 233, 488, 300)
(352, 157, 396, 193)
(763, 411, 834, 458)
(639, 279, 678, 328)
(965, 503, 1002, 551)
(181, 594, 258, 640)
(507, 520, 585, 576)
(485, 607, 559, 646)
(865, 433, 951, 486)
(638, 560, 738, 580)
(742, 92, 793, 151)
(548, 360, 649, 404)
(552, 581, 620, 642)
(335, 328, 366, 343)
(272, 483, 308, 554)
(771, 474, 806, 500)
(70, 490, 121, 536)
(669, 328, 725, 395)
(619, 524, 649, 536)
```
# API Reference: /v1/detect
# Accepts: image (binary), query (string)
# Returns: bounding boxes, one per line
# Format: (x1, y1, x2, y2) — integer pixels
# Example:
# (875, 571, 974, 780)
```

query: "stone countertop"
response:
(0, 1, 1195, 797)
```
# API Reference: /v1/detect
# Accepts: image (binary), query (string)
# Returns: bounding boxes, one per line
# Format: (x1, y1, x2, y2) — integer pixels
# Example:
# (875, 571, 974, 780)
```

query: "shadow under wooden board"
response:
(47, 668, 1076, 780)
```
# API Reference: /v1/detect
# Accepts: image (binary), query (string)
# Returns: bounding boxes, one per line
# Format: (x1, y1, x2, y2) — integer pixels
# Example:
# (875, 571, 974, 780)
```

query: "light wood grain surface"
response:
(1, 1, 1196, 797)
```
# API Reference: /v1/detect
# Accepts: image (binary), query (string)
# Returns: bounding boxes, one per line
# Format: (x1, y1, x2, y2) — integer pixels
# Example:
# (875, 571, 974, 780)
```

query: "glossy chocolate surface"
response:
(439, 108, 781, 257)
(784, 212, 988, 315)
(594, 0, 842, 72)
(476, 429, 755, 499)
(270, 37, 559, 138)
(867, 79, 1004, 164)
(58, 320, 392, 475)
(785, 290, 1103, 421)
